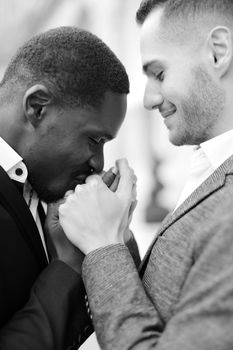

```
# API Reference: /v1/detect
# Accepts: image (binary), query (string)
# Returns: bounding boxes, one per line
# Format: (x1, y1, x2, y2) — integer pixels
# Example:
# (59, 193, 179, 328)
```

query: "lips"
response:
(71, 175, 88, 189)
(160, 108, 176, 118)
(76, 174, 88, 183)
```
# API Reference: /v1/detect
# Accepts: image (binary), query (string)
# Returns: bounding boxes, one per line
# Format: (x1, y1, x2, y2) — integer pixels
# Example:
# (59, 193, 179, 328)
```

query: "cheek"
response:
(34, 149, 74, 185)
(164, 64, 193, 101)
(34, 137, 92, 180)
(162, 81, 180, 106)
(163, 84, 190, 111)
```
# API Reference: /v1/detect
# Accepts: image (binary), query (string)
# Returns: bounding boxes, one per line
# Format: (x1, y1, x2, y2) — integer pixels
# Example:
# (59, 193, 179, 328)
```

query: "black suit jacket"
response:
(0, 166, 93, 349)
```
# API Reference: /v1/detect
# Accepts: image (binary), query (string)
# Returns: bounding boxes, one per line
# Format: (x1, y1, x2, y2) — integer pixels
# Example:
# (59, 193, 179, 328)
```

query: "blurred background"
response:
(0, 1, 193, 349)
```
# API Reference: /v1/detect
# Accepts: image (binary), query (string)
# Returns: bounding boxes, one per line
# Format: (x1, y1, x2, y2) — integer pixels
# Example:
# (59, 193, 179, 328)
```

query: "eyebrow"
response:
(142, 59, 163, 74)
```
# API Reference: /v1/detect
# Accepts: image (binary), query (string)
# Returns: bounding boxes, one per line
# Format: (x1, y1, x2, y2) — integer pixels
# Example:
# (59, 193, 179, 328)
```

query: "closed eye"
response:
(89, 137, 99, 146)
(153, 71, 164, 82)
(89, 137, 106, 146)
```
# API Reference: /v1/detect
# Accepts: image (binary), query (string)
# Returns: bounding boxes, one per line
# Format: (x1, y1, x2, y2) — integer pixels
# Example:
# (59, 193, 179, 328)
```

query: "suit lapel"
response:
(0, 166, 48, 270)
(139, 155, 233, 275)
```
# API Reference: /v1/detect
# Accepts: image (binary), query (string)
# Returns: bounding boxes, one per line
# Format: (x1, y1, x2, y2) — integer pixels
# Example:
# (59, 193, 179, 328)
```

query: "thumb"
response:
(47, 202, 60, 222)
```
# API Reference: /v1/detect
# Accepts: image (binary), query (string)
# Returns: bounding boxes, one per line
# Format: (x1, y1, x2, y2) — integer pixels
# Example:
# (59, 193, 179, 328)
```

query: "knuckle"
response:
(87, 177, 99, 188)
(66, 193, 75, 203)
(75, 184, 83, 194)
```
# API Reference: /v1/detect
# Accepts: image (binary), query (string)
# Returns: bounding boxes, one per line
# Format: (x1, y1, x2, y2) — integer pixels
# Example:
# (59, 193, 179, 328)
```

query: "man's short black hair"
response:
(136, 0, 233, 25)
(0, 26, 129, 108)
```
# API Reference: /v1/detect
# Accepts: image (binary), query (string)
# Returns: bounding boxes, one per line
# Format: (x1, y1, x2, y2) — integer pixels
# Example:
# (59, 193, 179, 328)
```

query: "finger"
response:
(128, 200, 138, 220)
(47, 202, 60, 221)
(74, 184, 87, 194)
(109, 173, 120, 192)
(55, 190, 74, 206)
(110, 169, 135, 193)
(131, 172, 137, 184)
(64, 190, 74, 199)
(116, 160, 137, 183)
(47, 202, 56, 216)
(48, 192, 74, 217)
(102, 167, 118, 188)
(131, 183, 137, 202)
(115, 159, 135, 199)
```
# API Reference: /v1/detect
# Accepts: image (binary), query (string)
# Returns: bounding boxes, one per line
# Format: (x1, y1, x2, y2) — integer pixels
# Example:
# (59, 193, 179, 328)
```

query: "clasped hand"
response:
(59, 159, 137, 255)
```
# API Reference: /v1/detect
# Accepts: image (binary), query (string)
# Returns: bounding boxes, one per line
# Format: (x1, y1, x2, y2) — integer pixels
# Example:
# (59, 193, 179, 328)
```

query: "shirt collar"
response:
(200, 129, 233, 170)
(0, 137, 28, 183)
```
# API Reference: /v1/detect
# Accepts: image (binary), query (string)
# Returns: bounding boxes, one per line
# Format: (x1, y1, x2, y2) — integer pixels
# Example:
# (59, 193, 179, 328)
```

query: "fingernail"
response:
(111, 166, 118, 175)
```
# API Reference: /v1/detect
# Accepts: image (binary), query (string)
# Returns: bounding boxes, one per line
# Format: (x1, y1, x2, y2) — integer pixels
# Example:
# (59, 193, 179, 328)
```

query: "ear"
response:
(23, 84, 52, 128)
(207, 26, 232, 77)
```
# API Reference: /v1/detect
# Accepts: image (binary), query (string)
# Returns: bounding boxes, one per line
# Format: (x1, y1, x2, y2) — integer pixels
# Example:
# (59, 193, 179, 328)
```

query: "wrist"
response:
(84, 238, 124, 255)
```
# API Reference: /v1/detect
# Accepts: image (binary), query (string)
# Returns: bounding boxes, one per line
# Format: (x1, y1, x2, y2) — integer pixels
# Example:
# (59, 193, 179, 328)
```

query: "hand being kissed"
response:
(59, 159, 137, 255)
(45, 159, 137, 270)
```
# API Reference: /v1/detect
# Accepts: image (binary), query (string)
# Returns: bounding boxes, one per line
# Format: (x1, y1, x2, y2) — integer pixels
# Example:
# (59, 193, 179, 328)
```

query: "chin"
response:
(37, 191, 60, 204)
(32, 184, 65, 203)
(168, 132, 184, 146)
(169, 130, 197, 146)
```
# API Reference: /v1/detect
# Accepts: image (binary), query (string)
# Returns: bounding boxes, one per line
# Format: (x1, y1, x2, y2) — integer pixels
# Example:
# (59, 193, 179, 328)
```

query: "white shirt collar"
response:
(0, 138, 48, 258)
(175, 129, 233, 210)
(200, 129, 233, 170)
(0, 137, 28, 183)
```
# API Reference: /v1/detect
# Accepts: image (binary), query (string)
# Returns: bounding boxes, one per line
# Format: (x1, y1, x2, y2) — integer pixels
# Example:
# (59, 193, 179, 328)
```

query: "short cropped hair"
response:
(136, 0, 233, 25)
(0, 26, 129, 108)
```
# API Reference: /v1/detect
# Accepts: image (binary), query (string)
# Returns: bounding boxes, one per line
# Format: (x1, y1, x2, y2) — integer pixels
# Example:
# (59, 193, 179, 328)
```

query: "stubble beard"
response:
(170, 65, 225, 146)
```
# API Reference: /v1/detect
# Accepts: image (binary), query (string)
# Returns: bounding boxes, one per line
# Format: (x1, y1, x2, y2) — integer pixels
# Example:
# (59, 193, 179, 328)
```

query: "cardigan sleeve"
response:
(82, 222, 233, 350)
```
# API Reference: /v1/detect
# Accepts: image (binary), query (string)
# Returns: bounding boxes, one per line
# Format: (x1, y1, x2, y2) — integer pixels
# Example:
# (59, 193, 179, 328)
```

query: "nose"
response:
(89, 145, 104, 174)
(143, 80, 164, 111)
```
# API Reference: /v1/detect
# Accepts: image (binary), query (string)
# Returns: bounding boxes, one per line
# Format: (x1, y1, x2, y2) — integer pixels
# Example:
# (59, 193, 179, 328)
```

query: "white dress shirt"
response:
(0, 137, 48, 259)
(175, 129, 233, 210)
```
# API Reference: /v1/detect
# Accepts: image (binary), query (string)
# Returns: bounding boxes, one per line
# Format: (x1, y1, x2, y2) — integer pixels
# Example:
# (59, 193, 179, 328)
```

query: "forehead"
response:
(92, 91, 127, 136)
(140, 7, 191, 69)
(60, 91, 127, 139)
(140, 8, 168, 61)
